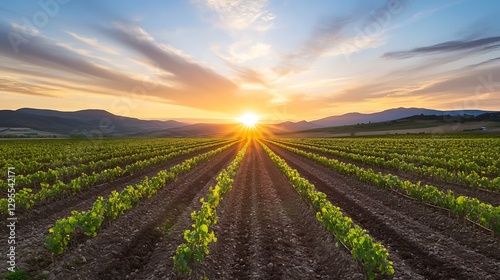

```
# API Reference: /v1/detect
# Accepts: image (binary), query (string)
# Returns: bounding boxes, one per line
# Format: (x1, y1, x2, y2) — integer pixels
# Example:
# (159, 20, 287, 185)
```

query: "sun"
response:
(237, 113, 259, 128)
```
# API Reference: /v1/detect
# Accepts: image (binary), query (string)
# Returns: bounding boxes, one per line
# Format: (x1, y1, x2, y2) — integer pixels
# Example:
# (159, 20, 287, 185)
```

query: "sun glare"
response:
(237, 113, 259, 128)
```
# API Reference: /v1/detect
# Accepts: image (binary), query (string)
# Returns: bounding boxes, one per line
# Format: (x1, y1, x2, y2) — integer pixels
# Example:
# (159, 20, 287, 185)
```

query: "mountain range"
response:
(310, 107, 492, 127)
(0, 107, 497, 137)
(0, 108, 184, 137)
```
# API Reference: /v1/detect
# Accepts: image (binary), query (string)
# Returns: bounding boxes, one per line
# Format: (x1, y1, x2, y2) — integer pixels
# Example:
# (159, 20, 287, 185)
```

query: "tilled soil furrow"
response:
(188, 141, 259, 279)
(304, 145, 500, 261)
(284, 142, 500, 206)
(230, 143, 259, 279)
(252, 141, 361, 279)
(196, 140, 362, 279)
(274, 142, 500, 261)
(43, 143, 241, 280)
(19, 142, 231, 222)
(0, 143, 231, 274)
(248, 141, 288, 279)
(131, 142, 247, 280)
(267, 142, 500, 280)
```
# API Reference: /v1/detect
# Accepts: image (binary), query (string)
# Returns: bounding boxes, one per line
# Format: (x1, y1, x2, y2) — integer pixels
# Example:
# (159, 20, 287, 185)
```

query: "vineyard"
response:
(1, 135, 499, 279)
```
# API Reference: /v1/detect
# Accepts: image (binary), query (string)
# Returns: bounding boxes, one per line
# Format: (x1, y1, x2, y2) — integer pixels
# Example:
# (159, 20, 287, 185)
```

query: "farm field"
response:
(4, 1, 500, 279)
(1, 135, 500, 280)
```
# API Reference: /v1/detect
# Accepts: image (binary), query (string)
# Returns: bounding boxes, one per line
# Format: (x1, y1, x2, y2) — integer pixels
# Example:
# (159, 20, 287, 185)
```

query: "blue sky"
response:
(1, 0, 500, 122)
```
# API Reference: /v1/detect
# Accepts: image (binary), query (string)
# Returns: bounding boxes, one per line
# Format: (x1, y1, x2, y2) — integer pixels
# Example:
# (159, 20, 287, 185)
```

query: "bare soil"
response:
(190, 140, 362, 279)
(3, 139, 499, 280)
(266, 141, 500, 280)
(283, 141, 500, 206)
(0, 142, 237, 277)
(89, 140, 362, 279)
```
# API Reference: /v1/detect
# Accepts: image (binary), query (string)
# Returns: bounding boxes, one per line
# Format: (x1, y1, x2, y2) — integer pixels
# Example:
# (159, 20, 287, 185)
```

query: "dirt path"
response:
(267, 141, 500, 280)
(0, 142, 239, 277)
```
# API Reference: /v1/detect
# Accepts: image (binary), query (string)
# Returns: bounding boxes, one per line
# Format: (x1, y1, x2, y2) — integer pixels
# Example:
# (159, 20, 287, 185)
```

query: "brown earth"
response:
(266, 141, 500, 280)
(84, 139, 362, 279)
(3, 139, 499, 280)
(0, 142, 237, 277)
(187, 140, 362, 279)
(279, 141, 500, 206)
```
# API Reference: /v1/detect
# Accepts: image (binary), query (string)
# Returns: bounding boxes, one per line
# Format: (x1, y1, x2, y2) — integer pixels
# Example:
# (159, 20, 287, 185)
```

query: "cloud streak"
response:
(274, 0, 410, 77)
(408, 66, 500, 97)
(465, 56, 500, 69)
(102, 23, 237, 93)
(0, 78, 59, 97)
(0, 21, 272, 113)
(66, 31, 119, 55)
(382, 36, 500, 59)
(231, 66, 268, 86)
(325, 63, 500, 111)
(0, 23, 138, 85)
(2, 1, 499, 120)
(274, 16, 353, 77)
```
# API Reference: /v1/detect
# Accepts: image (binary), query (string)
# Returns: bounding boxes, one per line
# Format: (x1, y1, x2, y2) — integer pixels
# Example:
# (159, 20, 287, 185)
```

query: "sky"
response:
(1, 0, 500, 123)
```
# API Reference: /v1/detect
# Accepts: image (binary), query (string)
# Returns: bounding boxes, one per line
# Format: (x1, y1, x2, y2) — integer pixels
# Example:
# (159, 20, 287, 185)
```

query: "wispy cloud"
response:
(465, 56, 500, 69)
(0, 78, 59, 97)
(0, 21, 273, 113)
(102, 23, 237, 93)
(274, 0, 410, 77)
(382, 36, 500, 59)
(273, 16, 352, 77)
(66, 31, 119, 55)
(2, 1, 498, 120)
(0, 23, 136, 84)
(230, 65, 268, 86)
(199, 0, 275, 31)
(324, 62, 500, 112)
(407, 66, 500, 97)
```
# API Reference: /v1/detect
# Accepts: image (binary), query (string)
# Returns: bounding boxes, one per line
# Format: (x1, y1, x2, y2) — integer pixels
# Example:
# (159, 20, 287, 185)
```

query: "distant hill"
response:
(284, 111, 500, 137)
(311, 107, 495, 127)
(1, 107, 498, 138)
(0, 108, 185, 137)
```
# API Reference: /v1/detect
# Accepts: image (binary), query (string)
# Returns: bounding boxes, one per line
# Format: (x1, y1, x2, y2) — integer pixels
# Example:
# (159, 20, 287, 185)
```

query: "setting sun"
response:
(237, 113, 259, 128)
